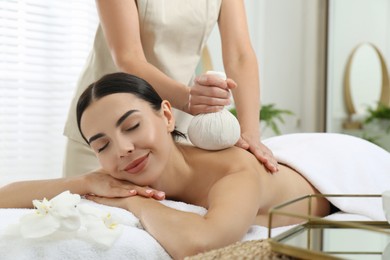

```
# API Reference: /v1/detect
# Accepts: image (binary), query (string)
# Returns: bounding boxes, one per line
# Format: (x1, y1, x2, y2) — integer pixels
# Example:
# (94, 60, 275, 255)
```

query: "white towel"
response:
(0, 201, 169, 260)
(0, 199, 268, 260)
(0, 201, 371, 260)
(263, 133, 390, 220)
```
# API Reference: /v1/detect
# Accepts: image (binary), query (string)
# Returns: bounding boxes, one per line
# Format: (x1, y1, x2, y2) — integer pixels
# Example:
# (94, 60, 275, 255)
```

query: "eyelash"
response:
(98, 142, 109, 153)
(97, 123, 140, 153)
(126, 123, 140, 131)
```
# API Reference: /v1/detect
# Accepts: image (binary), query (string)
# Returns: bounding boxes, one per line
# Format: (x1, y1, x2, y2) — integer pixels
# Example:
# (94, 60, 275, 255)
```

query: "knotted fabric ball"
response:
(188, 109, 241, 150)
(187, 71, 241, 150)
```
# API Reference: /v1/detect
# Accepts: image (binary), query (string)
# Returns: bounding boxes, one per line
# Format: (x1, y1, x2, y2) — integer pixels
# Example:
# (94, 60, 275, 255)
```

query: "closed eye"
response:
(98, 142, 109, 153)
(126, 123, 140, 131)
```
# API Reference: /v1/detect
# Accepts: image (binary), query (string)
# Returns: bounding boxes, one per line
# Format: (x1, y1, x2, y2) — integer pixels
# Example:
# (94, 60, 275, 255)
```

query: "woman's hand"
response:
(83, 169, 165, 200)
(235, 133, 279, 173)
(188, 74, 237, 115)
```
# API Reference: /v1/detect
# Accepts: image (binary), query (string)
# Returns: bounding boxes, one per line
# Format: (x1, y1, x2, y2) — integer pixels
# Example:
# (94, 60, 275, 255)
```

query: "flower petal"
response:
(33, 198, 51, 215)
(58, 214, 81, 231)
(50, 191, 81, 218)
(84, 217, 123, 247)
(20, 213, 60, 238)
(78, 205, 123, 246)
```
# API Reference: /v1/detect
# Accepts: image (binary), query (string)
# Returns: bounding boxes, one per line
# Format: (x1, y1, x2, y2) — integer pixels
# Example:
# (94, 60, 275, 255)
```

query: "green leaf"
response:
(229, 103, 293, 135)
(228, 107, 237, 117)
(365, 103, 390, 123)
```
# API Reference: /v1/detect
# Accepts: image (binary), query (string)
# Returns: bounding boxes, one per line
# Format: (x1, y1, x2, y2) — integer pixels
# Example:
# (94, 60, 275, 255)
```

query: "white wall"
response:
(326, 0, 390, 133)
(207, 0, 326, 138)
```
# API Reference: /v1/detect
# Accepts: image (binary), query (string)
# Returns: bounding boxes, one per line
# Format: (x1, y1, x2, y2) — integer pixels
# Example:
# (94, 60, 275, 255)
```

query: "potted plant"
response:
(364, 103, 390, 132)
(361, 103, 390, 151)
(229, 104, 293, 136)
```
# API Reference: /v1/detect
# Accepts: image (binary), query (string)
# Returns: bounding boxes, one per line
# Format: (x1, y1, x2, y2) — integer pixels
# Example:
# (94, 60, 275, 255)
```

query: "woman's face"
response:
(80, 93, 176, 186)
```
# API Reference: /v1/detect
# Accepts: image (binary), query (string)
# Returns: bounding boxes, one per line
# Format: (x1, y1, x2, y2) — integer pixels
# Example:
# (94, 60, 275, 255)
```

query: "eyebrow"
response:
(88, 133, 104, 144)
(87, 109, 139, 144)
(116, 109, 139, 127)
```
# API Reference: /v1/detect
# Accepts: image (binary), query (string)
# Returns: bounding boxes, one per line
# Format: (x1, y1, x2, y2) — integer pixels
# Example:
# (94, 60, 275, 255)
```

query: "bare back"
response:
(175, 144, 330, 228)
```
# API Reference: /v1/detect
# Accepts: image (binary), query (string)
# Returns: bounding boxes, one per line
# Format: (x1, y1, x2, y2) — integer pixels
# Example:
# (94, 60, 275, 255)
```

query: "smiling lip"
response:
(124, 153, 149, 174)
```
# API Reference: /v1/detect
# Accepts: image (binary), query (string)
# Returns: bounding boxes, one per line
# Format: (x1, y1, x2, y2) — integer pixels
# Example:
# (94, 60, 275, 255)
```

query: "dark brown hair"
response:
(76, 72, 186, 144)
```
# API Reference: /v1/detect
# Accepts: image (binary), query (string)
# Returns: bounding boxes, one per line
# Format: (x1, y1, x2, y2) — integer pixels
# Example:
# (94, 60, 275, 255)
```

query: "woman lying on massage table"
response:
(0, 72, 386, 259)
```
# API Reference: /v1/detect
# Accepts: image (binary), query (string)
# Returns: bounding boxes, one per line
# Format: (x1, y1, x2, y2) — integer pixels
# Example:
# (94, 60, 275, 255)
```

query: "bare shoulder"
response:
(203, 147, 269, 214)
(179, 144, 264, 176)
(219, 146, 266, 175)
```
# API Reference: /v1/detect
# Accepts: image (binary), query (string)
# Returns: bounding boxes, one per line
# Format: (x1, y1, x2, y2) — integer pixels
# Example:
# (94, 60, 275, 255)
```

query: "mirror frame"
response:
(343, 43, 390, 127)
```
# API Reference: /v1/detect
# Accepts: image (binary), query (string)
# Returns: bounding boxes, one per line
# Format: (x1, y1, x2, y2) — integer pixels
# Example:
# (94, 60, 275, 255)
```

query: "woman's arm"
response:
(0, 170, 164, 209)
(87, 170, 262, 259)
(218, 0, 278, 172)
(0, 176, 86, 208)
(95, 0, 230, 114)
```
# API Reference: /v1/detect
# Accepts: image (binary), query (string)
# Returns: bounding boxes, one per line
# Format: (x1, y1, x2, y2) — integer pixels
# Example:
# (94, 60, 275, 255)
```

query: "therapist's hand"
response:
(82, 169, 165, 200)
(188, 74, 237, 115)
(235, 133, 279, 173)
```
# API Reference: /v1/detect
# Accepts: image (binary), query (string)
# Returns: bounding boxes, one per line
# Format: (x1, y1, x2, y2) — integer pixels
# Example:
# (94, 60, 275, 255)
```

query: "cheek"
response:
(97, 153, 117, 173)
(141, 121, 169, 144)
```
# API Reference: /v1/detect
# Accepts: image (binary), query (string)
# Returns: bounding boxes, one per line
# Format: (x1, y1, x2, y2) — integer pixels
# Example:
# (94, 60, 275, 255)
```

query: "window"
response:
(0, 0, 98, 185)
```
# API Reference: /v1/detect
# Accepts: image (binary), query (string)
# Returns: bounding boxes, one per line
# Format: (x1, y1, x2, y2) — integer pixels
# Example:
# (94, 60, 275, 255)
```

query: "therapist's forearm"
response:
(0, 176, 86, 208)
(225, 54, 261, 135)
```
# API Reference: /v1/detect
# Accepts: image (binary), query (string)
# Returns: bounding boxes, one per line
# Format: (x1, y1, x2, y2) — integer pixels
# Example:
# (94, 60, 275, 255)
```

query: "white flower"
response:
(20, 191, 81, 238)
(15, 191, 123, 247)
(47, 191, 81, 231)
(78, 204, 123, 247)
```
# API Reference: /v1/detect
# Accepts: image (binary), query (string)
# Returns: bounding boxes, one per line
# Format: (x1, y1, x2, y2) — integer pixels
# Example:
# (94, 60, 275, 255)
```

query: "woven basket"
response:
(185, 239, 293, 260)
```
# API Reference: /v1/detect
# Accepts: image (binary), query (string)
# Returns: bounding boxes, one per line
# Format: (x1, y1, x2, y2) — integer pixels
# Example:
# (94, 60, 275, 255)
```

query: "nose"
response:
(116, 139, 135, 158)
(119, 145, 134, 158)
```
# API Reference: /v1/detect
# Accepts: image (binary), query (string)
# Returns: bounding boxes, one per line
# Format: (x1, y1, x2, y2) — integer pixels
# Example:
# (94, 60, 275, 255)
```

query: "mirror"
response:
(326, 0, 390, 134)
(343, 43, 390, 129)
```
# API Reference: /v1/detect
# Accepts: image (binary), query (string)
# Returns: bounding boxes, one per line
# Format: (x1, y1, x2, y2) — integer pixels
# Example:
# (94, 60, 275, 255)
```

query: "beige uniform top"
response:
(64, 0, 222, 143)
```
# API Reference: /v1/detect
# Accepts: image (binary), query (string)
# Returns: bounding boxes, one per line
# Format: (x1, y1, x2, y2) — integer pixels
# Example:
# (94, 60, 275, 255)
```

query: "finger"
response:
(254, 150, 269, 164)
(190, 95, 231, 107)
(190, 105, 225, 115)
(195, 75, 229, 90)
(152, 191, 166, 200)
(264, 160, 278, 173)
(226, 78, 237, 90)
(190, 85, 231, 100)
(116, 188, 137, 197)
(133, 187, 165, 200)
(267, 152, 279, 167)
(235, 137, 249, 150)
(261, 147, 279, 170)
(101, 185, 137, 198)
(133, 187, 155, 198)
(253, 149, 278, 173)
